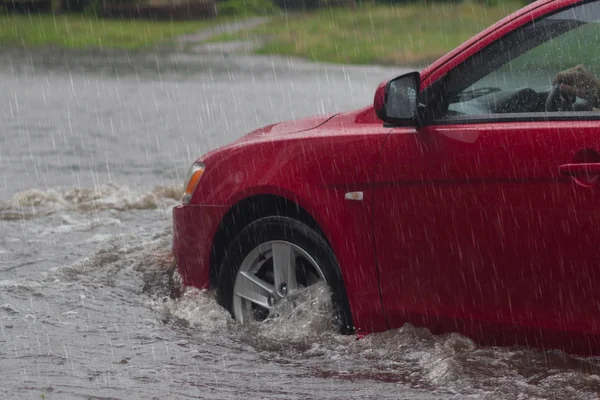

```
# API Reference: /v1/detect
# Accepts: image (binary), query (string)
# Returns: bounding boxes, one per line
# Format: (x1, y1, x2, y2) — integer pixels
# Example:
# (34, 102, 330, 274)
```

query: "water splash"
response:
(0, 183, 180, 220)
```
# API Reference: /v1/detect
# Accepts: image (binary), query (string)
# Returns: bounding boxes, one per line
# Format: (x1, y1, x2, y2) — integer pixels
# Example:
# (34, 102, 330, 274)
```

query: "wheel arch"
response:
(209, 194, 330, 287)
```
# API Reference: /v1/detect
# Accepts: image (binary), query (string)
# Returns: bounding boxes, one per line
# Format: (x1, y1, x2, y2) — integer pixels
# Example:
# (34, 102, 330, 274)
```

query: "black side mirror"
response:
(374, 71, 420, 126)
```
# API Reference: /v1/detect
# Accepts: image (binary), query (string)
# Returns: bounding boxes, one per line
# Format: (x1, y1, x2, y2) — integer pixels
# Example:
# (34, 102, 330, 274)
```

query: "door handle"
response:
(558, 163, 600, 177)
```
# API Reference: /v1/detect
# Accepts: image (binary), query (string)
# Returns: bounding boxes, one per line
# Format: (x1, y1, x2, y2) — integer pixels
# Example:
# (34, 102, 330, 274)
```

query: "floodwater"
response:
(2, 48, 600, 399)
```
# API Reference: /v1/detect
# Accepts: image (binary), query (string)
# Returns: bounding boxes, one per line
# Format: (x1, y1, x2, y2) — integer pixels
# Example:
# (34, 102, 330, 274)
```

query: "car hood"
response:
(239, 113, 338, 141)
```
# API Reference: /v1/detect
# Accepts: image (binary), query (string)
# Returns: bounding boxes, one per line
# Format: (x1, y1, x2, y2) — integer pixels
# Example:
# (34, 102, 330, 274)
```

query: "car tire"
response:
(216, 216, 353, 334)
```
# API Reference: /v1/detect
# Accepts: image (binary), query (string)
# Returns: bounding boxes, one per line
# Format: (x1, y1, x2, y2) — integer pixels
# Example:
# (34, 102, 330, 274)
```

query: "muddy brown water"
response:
(1, 48, 600, 399)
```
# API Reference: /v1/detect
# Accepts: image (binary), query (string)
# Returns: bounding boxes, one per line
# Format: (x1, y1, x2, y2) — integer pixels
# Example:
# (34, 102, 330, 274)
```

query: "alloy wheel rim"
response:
(232, 240, 326, 324)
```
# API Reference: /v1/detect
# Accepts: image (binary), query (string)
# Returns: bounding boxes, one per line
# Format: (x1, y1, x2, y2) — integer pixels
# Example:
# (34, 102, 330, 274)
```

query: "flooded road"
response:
(2, 48, 600, 399)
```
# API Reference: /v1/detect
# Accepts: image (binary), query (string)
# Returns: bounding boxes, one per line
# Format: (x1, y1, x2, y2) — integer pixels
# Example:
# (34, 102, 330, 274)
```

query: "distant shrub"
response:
(62, 0, 94, 11)
(102, 0, 141, 4)
(275, 0, 352, 10)
(373, 0, 463, 5)
(82, 0, 100, 16)
(101, 0, 218, 20)
(218, 0, 278, 14)
(472, 0, 498, 6)
(272, 0, 319, 10)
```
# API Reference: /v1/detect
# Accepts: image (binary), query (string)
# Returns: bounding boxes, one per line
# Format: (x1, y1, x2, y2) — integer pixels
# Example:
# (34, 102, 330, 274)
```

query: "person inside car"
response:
(553, 64, 600, 109)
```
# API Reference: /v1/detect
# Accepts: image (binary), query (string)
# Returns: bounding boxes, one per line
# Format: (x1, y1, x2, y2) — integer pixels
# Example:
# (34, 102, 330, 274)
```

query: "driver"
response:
(553, 64, 600, 109)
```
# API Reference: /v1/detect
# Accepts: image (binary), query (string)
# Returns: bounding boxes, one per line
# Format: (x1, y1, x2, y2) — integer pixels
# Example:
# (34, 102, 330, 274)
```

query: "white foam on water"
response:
(154, 286, 232, 332)
(148, 267, 340, 341)
(253, 281, 339, 341)
(0, 279, 45, 294)
(46, 226, 172, 292)
(0, 183, 181, 220)
(1, 303, 21, 315)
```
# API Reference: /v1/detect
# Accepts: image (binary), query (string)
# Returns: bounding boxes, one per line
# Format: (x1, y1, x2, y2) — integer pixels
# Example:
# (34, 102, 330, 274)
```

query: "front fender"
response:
(190, 118, 390, 333)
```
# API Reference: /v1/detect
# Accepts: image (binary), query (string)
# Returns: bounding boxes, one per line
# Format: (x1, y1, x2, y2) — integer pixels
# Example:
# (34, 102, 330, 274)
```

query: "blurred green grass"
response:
(0, 1, 527, 60)
(515, 23, 600, 74)
(0, 13, 235, 49)
(212, 1, 524, 66)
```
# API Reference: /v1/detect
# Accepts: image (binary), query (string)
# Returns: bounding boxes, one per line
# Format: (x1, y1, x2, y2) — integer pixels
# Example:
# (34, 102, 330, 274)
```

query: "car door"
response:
(373, 1, 600, 349)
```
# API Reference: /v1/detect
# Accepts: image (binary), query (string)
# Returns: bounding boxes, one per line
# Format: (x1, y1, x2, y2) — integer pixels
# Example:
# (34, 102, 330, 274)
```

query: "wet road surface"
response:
(2, 48, 600, 399)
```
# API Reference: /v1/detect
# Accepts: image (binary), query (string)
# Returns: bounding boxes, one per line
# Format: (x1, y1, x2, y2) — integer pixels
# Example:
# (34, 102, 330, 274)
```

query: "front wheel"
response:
(216, 216, 353, 333)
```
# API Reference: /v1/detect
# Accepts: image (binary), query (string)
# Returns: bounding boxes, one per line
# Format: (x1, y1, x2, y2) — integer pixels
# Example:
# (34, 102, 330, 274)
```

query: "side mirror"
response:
(374, 71, 421, 126)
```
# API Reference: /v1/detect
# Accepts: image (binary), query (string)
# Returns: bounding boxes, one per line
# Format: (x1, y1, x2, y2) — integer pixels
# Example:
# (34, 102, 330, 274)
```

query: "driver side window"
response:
(441, 1, 600, 118)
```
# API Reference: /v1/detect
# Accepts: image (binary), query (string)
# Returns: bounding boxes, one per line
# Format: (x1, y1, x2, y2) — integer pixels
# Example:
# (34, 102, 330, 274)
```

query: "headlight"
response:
(181, 162, 205, 204)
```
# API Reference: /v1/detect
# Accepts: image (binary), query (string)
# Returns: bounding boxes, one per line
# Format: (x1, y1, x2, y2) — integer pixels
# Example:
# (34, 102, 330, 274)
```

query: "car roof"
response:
(420, 0, 580, 85)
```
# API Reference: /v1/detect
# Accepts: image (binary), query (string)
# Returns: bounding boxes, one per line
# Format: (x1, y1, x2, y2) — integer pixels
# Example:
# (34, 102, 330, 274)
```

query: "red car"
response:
(173, 0, 600, 354)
